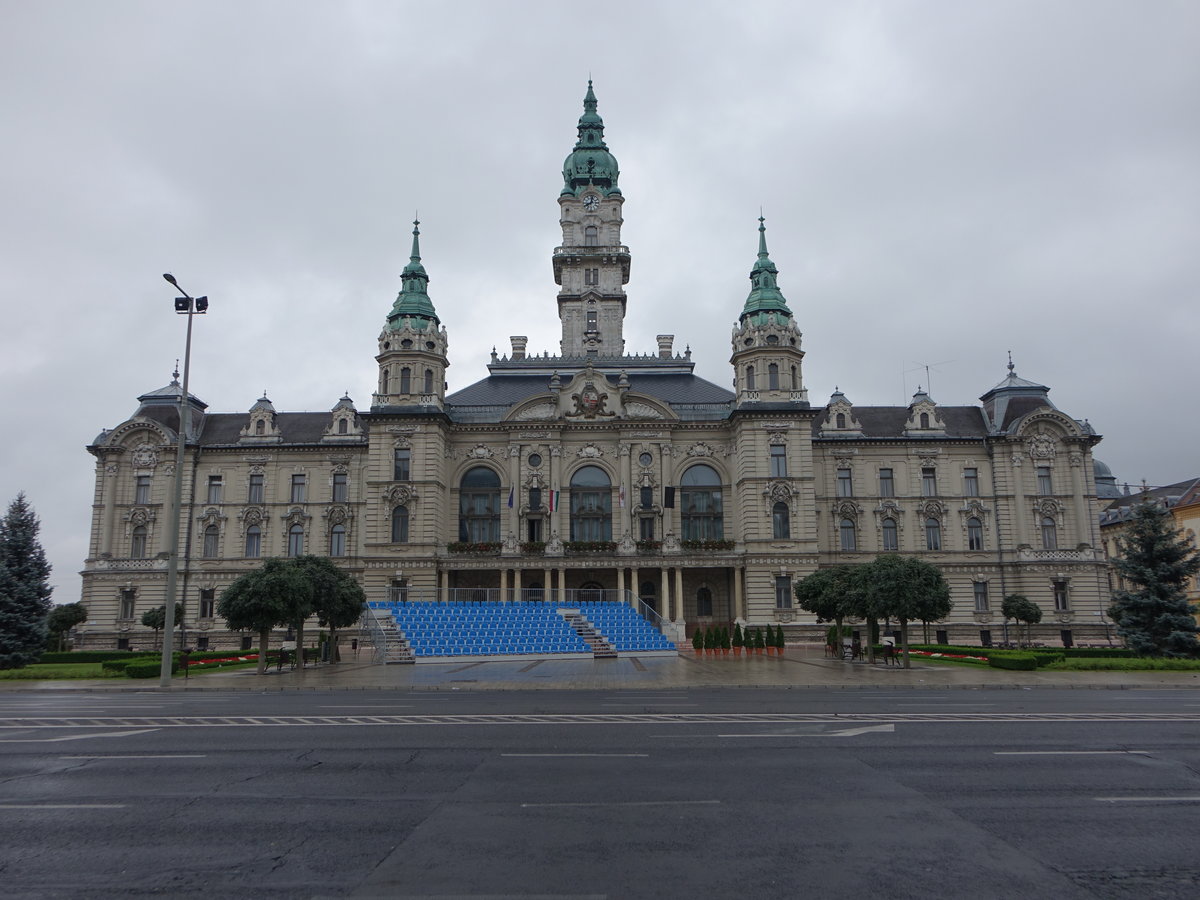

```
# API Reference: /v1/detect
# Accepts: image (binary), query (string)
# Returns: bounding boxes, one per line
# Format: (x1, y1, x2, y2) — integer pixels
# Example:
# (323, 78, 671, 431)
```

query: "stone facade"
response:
(76, 84, 1113, 651)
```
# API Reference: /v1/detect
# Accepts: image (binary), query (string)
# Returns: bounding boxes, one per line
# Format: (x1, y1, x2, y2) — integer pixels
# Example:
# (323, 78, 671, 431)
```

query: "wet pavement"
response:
(5, 644, 1199, 691)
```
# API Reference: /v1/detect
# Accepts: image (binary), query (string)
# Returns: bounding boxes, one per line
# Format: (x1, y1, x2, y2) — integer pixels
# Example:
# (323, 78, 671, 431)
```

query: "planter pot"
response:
(756, 647, 764, 655)
(733, 647, 742, 656)
(721, 648, 730, 656)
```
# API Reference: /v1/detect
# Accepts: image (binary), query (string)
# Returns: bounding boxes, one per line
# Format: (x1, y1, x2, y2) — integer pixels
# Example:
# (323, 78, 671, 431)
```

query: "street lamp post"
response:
(159, 274, 207, 687)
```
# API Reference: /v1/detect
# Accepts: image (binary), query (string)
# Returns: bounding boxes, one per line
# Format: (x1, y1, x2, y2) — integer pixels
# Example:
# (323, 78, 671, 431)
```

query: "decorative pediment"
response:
(511, 401, 558, 422)
(832, 499, 863, 520)
(624, 401, 667, 420)
(960, 499, 990, 519)
(385, 485, 420, 506)
(130, 443, 161, 469)
(239, 507, 265, 527)
(282, 506, 310, 527)
(576, 443, 606, 459)
(324, 505, 350, 525)
(686, 442, 725, 458)
(820, 390, 863, 437)
(125, 507, 153, 527)
(904, 390, 946, 436)
(917, 499, 946, 518)
(874, 500, 904, 524)
(763, 481, 794, 504)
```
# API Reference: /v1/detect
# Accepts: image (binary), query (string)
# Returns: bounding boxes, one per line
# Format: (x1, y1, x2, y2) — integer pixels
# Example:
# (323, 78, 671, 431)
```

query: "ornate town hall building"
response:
(80, 83, 1111, 650)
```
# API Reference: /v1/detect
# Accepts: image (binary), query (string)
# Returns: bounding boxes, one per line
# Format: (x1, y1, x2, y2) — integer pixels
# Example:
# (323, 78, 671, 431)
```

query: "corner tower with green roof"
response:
(373, 219, 449, 411)
(554, 80, 630, 358)
(730, 217, 808, 408)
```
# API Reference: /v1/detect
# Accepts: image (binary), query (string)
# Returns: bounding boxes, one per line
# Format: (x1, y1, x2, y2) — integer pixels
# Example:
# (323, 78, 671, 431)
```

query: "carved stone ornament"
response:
(624, 402, 664, 420)
(767, 432, 788, 446)
(514, 402, 556, 421)
(833, 500, 861, 520)
(325, 506, 348, 525)
(917, 499, 946, 518)
(1027, 433, 1056, 459)
(764, 481, 793, 503)
(161, 463, 176, 476)
(1035, 498, 1061, 518)
(687, 442, 718, 457)
(128, 508, 151, 527)
(105, 464, 119, 475)
(386, 485, 419, 506)
(1069, 452, 1084, 468)
(467, 444, 494, 459)
(577, 443, 604, 459)
(130, 443, 159, 469)
(566, 381, 616, 419)
(241, 507, 264, 526)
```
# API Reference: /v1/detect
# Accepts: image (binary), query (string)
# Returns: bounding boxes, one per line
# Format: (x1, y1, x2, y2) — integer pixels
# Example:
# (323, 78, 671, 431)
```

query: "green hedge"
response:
(40, 651, 159, 665)
(124, 657, 180, 678)
(1059, 648, 1135, 659)
(1044, 657, 1200, 671)
(988, 653, 1038, 671)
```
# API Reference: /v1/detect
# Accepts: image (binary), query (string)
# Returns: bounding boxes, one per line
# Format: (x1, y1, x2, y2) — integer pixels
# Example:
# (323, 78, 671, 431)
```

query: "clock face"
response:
(582, 194, 600, 211)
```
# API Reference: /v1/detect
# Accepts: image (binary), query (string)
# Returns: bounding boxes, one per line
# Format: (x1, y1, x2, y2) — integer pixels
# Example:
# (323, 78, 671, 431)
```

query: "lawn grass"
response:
(1044, 657, 1200, 671)
(0, 662, 114, 680)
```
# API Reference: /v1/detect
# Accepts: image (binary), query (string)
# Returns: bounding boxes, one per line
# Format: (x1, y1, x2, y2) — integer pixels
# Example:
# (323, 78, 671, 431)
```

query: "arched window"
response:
(967, 517, 984, 551)
(524, 580, 544, 603)
(131, 525, 147, 559)
(459, 467, 500, 542)
(772, 501, 790, 539)
(569, 465, 612, 541)
(840, 518, 857, 551)
(338, 419, 348, 434)
(255, 419, 265, 435)
(584, 225, 598, 246)
(768, 363, 779, 390)
(882, 517, 898, 551)
(836, 412, 846, 428)
(202, 525, 219, 558)
(329, 523, 346, 557)
(696, 586, 713, 617)
(925, 517, 941, 551)
(399, 368, 411, 394)
(579, 580, 605, 603)
(287, 524, 304, 557)
(423, 369, 434, 394)
(790, 365, 798, 389)
(745, 366, 755, 390)
(244, 525, 261, 558)
(920, 412, 930, 429)
(380, 369, 389, 395)
(391, 506, 409, 543)
(1041, 515, 1058, 550)
(681, 464, 723, 541)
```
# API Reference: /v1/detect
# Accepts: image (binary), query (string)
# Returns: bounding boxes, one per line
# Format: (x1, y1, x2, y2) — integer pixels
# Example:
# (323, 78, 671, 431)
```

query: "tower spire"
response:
(740, 215, 793, 324)
(562, 80, 621, 196)
(385, 218, 438, 330)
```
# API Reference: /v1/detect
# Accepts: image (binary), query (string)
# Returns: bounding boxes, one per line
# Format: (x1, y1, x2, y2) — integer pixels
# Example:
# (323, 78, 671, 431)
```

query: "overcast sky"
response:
(2, 0, 1197, 606)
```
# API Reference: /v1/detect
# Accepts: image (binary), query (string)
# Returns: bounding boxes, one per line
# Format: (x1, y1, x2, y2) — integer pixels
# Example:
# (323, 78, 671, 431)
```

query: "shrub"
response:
(988, 653, 1038, 671)
(703, 628, 715, 650)
(732, 624, 744, 648)
(39, 651, 155, 665)
(692, 628, 704, 651)
(100, 659, 135, 674)
(1044, 657, 1200, 671)
(720, 627, 731, 650)
(125, 656, 180, 678)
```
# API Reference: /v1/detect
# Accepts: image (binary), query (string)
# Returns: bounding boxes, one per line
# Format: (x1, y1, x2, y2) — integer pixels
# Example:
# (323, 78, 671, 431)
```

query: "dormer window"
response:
(836, 412, 846, 429)
(920, 412, 930, 429)
(255, 420, 265, 435)
(338, 419, 348, 434)
(584, 225, 598, 246)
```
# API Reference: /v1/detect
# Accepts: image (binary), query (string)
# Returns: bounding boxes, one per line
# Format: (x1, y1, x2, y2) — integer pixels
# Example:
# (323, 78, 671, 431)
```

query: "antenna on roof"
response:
(903, 359, 955, 400)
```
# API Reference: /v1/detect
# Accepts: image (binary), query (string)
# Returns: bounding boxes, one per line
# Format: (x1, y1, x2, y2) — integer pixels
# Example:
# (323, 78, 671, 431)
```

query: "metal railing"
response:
(359, 607, 392, 664)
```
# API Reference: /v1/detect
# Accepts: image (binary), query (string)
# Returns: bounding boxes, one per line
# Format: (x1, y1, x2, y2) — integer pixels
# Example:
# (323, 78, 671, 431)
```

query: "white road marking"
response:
(59, 754, 207, 759)
(0, 728, 160, 743)
(521, 800, 719, 808)
(502, 753, 649, 758)
(1095, 796, 1200, 803)
(0, 804, 127, 810)
(719, 723, 896, 738)
(995, 750, 1150, 756)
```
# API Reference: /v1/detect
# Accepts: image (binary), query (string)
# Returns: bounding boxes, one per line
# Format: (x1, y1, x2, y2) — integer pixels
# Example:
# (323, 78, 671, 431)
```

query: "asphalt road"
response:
(2, 688, 1199, 899)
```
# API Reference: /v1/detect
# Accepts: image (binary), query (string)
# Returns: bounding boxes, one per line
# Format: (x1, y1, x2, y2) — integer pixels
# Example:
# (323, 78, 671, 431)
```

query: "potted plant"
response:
(732, 623, 744, 656)
(776, 625, 787, 655)
(720, 626, 731, 656)
(704, 626, 716, 656)
(692, 627, 704, 655)
(754, 627, 765, 655)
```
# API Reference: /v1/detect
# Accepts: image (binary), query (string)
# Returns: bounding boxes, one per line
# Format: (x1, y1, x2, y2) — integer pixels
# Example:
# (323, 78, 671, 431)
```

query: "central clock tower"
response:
(554, 80, 629, 358)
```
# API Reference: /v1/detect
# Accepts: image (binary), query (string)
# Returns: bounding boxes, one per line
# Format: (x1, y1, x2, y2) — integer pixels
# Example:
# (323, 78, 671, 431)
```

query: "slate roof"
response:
(813, 406, 990, 440)
(193, 412, 367, 448)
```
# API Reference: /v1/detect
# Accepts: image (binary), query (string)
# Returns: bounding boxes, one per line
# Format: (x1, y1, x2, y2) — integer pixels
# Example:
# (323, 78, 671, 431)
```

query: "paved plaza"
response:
(6, 644, 1199, 692)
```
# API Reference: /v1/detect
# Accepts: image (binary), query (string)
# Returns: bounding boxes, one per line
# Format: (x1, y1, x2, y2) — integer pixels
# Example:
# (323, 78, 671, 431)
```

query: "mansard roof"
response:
(195, 412, 369, 447)
(812, 406, 989, 440)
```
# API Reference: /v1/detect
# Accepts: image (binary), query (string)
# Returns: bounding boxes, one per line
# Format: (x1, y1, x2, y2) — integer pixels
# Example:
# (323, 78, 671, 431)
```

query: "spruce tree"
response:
(0, 493, 54, 668)
(1108, 498, 1200, 657)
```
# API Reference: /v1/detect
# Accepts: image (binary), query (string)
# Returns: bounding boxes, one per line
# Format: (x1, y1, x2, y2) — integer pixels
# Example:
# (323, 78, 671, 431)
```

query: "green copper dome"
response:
(561, 80, 621, 197)
(386, 220, 439, 332)
(739, 216, 793, 325)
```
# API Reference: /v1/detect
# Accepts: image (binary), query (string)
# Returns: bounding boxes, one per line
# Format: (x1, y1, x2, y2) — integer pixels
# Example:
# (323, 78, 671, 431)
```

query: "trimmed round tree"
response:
(1001, 594, 1042, 646)
(862, 555, 952, 668)
(218, 559, 310, 675)
(290, 555, 365, 665)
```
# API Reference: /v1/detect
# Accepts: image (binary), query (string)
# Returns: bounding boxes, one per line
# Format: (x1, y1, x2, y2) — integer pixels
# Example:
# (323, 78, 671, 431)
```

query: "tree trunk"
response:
(295, 621, 306, 672)
(256, 629, 270, 675)
(900, 618, 911, 669)
(867, 616, 878, 663)
(328, 627, 338, 665)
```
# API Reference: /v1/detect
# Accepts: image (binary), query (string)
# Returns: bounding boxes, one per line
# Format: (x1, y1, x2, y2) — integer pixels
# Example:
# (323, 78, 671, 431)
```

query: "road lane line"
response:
(0, 728, 160, 743)
(521, 800, 719, 808)
(995, 750, 1150, 755)
(1095, 796, 1200, 803)
(59, 754, 207, 759)
(0, 804, 127, 810)
(502, 753, 649, 758)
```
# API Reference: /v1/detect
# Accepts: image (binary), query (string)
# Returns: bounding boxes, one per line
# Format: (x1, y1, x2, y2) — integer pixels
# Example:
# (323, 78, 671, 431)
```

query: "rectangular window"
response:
(770, 445, 787, 478)
(527, 517, 543, 542)
(247, 473, 264, 504)
(199, 588, 215, 619)
(529, 487, 542, 510)
(639, 516, 655, 540)
(332, 472, 348, 503)
(584, 268, 598, 286)
(836, 468, 853, 497)
(973, 582, 989, 612)
(290, 474, 306, 503)
(196, 636, 210, 651)
(393, 449, 411, 482)
(586, 310, 598, 331)
(119, 589, 136, 620)
(775, 576, 793, 610)
(135, 475, 150, 506)
(388, 580, 409, 605)
(1053, 580, 1070, 611)
(922, 467, 937, 497)
(640, 486, 653, 509)
(1037, 466, 1053, 496)
(878, 468, 894, 498)
(206, 475, 222, 505)
(963, 467, 979, 497)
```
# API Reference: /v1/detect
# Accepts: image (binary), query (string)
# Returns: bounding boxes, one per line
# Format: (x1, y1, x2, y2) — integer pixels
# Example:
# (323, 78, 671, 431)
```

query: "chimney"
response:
(656, 334, 674, 359)
(510, 336, 528, 360)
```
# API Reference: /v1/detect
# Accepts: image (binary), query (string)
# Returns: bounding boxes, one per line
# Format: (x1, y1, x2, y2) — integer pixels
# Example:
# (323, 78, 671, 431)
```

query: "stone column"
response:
(1012, 453, 1029, 547)
(661, 568, 670, 621)
(499, 567, 508, 603)
(1069, 452, 1090, 545)
(508, 445, 521, 539)
(616, 566, 625, 604)
(674, 567, 684, 622)
(101, 461, 119, 558)
(630, 565, 640, 609)
(559, 566, 567, 604)
(543, 567, 552, 603)
(513, 567, 522, 603)
(734, 566, 745, 621)
(439, 569, 449, 604)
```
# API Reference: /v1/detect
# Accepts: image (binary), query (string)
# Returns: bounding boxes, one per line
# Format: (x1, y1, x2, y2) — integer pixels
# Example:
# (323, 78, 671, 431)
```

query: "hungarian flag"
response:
(619, 484, 626, 508)
(507, 486, 514, 508)
(549, 488, 560, 512)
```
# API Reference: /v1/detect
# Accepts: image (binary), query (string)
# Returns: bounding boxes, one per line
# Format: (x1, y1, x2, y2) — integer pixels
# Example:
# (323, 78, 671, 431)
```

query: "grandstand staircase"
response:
(561, 610, 618, 659)
(367, 609, 414, 664)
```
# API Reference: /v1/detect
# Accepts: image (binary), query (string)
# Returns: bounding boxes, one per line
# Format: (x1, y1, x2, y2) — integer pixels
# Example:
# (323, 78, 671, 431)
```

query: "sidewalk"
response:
(5, 645, 1200, 691)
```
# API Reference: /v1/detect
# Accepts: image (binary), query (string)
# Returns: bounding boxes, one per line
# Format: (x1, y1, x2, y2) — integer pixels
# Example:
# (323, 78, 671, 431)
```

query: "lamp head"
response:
(163, 273, 178, 286)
